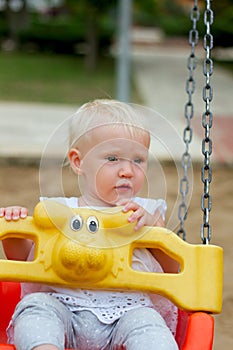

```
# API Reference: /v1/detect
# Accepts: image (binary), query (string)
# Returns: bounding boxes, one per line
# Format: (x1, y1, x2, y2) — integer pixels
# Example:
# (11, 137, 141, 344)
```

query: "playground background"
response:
(0, 162, 232, 349)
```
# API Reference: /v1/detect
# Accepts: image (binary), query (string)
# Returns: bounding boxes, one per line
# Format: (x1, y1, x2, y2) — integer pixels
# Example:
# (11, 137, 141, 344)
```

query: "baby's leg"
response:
(110, 307, 178, 350)
(8, 293, 74, 350)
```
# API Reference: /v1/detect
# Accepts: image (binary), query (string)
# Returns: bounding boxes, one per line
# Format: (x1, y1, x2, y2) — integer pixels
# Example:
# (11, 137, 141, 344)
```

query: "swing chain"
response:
(201, 0, 214, 244)
(177, 0, 200, 241)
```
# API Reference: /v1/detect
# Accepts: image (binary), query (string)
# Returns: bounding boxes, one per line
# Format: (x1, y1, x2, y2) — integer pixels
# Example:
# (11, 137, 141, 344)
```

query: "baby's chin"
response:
(111, 195, 133, 207)
(98, 191, 134, 207)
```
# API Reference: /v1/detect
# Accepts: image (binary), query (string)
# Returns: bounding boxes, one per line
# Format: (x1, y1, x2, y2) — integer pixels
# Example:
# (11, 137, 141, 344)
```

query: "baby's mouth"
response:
(115, 182, 133, 191)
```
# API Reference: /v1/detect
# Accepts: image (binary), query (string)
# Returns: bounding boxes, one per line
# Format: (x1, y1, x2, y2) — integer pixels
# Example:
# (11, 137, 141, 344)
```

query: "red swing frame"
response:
(0, 281, 214, 350)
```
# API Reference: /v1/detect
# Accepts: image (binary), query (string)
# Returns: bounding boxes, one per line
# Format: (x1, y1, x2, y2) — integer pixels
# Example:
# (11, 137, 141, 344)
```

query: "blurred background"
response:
(0, 0, 231, 104)
(0, 0, 232, 348)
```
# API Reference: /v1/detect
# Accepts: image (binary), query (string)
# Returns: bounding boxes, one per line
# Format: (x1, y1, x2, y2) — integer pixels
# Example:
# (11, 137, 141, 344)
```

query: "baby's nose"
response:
(118, 160, 134, 177)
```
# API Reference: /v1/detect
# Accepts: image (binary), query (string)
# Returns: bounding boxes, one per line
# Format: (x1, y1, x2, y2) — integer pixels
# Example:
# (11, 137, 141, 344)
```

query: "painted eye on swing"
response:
(86, 216, 99, 233)
(70, 215, 83, 231)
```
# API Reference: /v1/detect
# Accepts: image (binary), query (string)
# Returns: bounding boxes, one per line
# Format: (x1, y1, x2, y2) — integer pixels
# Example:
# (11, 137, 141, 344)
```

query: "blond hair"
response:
(69, 99, 149, 148)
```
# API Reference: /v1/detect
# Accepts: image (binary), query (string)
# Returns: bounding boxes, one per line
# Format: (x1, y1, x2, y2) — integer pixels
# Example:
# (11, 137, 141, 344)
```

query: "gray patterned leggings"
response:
(8, 293, 178, 350)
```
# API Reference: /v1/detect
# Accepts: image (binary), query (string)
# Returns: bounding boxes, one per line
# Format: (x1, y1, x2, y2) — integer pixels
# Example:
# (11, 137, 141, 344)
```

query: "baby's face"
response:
(77, 125, 150, 207)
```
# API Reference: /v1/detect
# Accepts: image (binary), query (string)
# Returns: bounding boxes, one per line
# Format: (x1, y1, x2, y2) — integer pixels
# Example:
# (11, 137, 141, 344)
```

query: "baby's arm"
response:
(0, 206, 32, 261)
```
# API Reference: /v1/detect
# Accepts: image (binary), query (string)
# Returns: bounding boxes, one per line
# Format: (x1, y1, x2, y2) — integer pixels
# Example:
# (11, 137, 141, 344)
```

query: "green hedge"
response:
(159, 15, 191, 37)
(18, 16, 114, 55)
(19, 22, 83, 54)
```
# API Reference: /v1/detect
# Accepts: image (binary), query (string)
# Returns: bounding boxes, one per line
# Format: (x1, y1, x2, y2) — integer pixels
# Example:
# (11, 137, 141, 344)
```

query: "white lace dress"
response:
(21, 197, 178, 336)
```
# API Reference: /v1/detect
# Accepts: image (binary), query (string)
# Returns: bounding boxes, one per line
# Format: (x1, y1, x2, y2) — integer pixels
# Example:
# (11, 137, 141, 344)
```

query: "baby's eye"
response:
(86, 216, 99, 233)
(134, 158, 143, 164)
(107, 155, 118, 162)
(70, 215, 83, 231)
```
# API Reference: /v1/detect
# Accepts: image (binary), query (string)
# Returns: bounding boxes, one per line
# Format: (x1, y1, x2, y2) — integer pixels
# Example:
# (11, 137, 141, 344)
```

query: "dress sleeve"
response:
(133, 197, 167, 220)
(39, 196, 78, 208)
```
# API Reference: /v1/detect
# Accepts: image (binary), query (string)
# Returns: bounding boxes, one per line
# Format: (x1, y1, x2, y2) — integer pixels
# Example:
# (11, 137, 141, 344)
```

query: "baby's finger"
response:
(128, 207, 144, 223)
(0, 208, 5, 217)
(122, 201, 139, 213)
(12, 207, 22, 221)
(134, 215, 146, 231)
(4, 208, 14, 221)
(19, 207, 28, 219)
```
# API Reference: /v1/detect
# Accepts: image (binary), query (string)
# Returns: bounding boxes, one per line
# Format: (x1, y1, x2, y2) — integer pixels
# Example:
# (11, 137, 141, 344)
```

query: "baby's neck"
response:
(78, 195, 114, 208)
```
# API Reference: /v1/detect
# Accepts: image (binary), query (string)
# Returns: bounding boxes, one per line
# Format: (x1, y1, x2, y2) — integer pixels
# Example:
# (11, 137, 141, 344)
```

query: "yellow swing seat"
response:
(0, 200, 223, 349)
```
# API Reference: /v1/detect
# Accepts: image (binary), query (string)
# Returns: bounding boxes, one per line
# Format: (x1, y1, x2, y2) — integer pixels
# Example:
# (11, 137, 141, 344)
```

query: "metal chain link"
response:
(201, 0, 214, 244)
(177, 0, 200, 240)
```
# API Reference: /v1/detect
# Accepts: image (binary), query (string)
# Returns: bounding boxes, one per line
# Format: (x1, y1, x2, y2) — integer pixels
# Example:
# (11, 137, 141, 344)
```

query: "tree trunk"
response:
(85, 10, 99, 71)
(6, 0, 30, 44)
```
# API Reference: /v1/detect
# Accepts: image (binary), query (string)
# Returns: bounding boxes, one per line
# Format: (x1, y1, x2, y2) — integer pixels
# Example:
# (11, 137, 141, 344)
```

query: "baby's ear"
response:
(33, 200, 71, 229)
(68, 148, 83, 175)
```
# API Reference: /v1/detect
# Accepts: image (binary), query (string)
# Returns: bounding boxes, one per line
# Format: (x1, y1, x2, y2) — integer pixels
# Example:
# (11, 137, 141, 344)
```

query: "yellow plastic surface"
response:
(0, 200, 223, 313)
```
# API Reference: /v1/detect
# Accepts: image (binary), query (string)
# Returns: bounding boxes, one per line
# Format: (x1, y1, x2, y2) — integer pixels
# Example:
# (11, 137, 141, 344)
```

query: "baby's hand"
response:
(0, 206, 28, 221)
(122, 201, 154, 230)
(121, 201, 164, 231)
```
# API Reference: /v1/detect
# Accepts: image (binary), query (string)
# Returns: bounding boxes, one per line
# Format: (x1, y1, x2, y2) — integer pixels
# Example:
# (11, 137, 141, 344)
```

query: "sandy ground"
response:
(0, 163, 232, 349)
